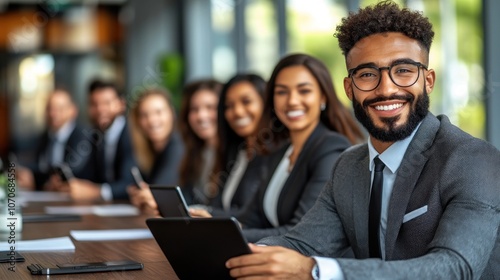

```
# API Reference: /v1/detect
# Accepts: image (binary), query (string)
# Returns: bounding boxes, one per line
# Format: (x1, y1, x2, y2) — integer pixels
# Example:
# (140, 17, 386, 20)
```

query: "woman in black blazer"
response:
(237, 53, 365, 242)
(205, 73, 268, 217)
(127, 87, 184, 213)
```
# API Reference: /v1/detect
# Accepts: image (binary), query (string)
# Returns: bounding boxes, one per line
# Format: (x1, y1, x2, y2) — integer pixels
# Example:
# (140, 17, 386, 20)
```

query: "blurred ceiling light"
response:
(19, 54, 54, 98)
(19, 57, 38, 96)
(34, 54, 55, 76)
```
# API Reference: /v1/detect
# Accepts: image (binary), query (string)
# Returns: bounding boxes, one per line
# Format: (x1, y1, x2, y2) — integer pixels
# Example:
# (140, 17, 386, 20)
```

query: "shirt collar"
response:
(368, 122, 423, 174)
(105, 115, 126, 137)
(51, 120, 76, 143)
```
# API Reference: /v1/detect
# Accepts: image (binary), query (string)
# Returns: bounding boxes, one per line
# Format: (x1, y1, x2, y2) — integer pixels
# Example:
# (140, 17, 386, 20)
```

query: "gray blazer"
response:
(260, 113, 500, 279)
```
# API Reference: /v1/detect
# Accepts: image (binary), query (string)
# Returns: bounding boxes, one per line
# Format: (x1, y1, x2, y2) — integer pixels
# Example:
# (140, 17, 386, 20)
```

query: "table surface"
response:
(0, 201, 179, 279)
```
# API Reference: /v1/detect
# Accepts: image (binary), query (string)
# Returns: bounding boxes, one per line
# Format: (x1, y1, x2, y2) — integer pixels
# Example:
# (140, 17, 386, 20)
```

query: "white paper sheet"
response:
(19, 190, 71, 204)
(70, 229, 153, 241)
(44, 205, 94, 215)
(0, 236, 75, 252)
(45, 204, 139, 216)
(93, 204, 140, 216)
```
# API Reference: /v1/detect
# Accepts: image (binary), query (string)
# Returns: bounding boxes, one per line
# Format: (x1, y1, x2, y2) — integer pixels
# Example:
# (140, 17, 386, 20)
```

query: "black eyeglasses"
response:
(348, 61, 428, 91)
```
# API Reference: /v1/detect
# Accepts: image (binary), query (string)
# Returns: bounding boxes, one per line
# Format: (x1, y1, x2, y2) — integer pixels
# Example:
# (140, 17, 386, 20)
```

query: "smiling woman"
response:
(128, 88, 184, 186)
(236, 53, 365, 242)
(204, 74, 268, 217)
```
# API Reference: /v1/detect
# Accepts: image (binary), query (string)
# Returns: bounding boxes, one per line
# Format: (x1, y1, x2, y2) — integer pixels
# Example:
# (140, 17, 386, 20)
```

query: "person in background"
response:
(127, 87, 184, 212)
(177, 79, 222, 205)
(146, 73, 268, 218)
(127, 79, 221, 213)
(192, 54, 364, 243)
(226, 2, 500, 279)
(63, 79, 136, 201)
(16, 88, 94, 190)
(204, 74, 270, 217)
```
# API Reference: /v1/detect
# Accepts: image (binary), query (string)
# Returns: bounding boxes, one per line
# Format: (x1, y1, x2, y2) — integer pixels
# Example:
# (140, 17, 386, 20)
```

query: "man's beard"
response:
(352, 89, 429, 142)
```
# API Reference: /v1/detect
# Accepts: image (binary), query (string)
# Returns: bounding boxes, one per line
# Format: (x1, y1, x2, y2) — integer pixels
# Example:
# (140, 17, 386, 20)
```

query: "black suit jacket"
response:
(147, 131, 184, 185)
(33, 123, 95, 189)
(209, 152, 272, 218)
(93, 121, 137, 200)
(240, 123, 351, 242)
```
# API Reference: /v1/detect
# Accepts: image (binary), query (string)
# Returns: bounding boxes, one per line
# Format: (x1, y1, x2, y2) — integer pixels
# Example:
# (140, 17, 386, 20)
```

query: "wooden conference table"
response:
(0, 200, 179, 279)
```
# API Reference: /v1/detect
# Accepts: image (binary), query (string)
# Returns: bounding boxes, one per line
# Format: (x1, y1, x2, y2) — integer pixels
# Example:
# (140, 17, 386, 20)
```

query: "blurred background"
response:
(0, 0, 499, 164)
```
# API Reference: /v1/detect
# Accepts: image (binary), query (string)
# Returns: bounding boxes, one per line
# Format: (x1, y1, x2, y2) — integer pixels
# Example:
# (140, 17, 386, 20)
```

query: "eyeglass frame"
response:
(347, 60, 428, 92)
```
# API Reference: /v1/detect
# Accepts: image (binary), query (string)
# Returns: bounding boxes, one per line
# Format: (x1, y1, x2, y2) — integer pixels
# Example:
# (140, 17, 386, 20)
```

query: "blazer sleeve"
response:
(243, 135, 349, 243)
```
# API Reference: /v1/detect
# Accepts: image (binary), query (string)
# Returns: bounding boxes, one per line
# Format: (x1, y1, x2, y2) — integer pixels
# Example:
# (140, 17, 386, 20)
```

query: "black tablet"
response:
(146, 217, 251, 280)
(149, 185, 190, 218)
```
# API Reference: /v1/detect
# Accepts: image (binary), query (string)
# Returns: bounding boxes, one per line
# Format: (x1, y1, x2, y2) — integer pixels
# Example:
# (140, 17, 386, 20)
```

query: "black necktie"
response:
(46, 135, 57, 168)
(95, 134, 107, 182)
(369, 156, 385, 258)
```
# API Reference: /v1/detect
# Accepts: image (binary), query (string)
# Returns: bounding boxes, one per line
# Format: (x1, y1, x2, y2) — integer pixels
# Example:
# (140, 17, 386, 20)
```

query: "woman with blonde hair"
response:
(127, 87, 184, 211)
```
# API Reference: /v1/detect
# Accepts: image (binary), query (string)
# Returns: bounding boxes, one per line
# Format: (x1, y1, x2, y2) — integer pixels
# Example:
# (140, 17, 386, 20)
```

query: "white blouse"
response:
(221, 150, 248, 211)
(263, 145, 293, 227)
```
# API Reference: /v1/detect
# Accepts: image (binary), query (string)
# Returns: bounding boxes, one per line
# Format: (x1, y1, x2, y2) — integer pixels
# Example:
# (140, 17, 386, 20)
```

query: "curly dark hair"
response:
(335, 1, 434, 59)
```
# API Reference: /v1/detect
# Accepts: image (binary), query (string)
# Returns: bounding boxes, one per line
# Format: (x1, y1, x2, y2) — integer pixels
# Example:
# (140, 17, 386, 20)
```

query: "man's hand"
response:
(127, 183, 159, 216)
(226, 244, 315, 280)
(68, 178, 101, 201)
(44, 174, 69, 192)
(16, 166, 35, 190)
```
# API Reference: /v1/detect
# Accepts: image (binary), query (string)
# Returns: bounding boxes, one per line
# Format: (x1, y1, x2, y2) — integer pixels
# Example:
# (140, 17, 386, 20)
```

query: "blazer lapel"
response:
(276, 124, 325, 223)
(352, 152, 371, 258)
(385, 114, 440, 259)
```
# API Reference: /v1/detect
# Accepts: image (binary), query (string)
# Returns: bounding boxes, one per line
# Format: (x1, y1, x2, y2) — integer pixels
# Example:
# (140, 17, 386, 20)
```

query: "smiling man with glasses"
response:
(225, 1, 500, 279)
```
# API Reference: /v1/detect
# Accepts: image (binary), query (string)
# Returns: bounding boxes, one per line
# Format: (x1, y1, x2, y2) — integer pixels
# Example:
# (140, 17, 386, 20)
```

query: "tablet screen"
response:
(149, 186, 190, 218)
(146, 217, 250, 280)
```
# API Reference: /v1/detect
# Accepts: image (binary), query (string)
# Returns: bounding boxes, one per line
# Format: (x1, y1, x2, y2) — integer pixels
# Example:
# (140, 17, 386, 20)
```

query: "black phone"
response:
(130, 166, 144, 189)
(0, 251, 25, 263)
(28, 260, 143, 275)
(53, 164, 74, 182)
(149, 186, 191, 218)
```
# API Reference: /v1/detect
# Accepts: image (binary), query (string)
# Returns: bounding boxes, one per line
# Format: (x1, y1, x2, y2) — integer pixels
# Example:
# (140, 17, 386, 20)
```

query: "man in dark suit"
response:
(16, 88, 94, 190)
(226, 2, 500, 279)
(66, 79, 136, 201)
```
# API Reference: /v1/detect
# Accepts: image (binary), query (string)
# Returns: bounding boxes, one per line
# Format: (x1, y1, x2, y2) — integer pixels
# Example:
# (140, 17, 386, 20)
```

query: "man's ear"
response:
(424, 69, 436, 94)
(344, 77, 353, 101)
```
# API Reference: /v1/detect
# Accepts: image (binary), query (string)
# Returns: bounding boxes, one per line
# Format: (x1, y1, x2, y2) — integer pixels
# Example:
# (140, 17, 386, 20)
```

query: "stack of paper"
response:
(45, 204, 140, 217)
(0, 236, 75, 251)
(19, 191, 71, 206)
(70, 229, 153, 241)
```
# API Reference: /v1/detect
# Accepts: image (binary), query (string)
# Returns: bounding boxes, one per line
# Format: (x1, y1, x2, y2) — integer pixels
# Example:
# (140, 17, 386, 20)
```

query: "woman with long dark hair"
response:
(177, 79, 222, 205)
(236, 53, 365, 242)
(204, 73, 268, 216)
